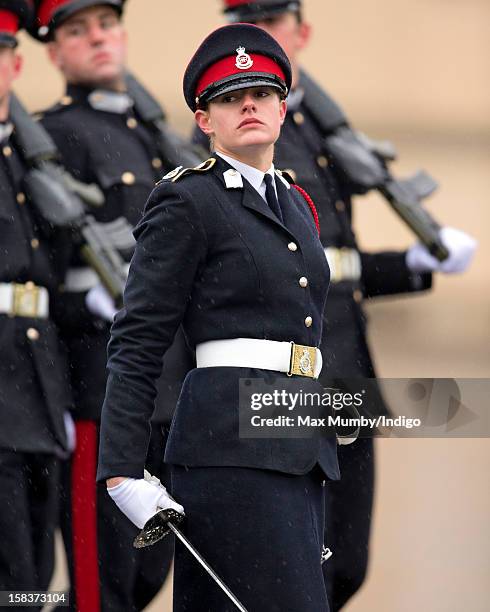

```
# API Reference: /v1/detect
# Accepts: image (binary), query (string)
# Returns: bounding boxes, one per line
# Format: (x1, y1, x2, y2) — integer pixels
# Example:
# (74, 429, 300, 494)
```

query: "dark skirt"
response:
(171, 464, 330, 612)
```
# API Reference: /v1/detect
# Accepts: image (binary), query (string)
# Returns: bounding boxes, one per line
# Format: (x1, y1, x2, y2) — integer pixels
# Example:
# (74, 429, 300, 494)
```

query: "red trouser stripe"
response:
(71, 420, 100, 612)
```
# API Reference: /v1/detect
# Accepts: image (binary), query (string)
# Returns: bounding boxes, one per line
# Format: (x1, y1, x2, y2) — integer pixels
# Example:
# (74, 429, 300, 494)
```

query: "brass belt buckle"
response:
(11, 282, 40, 318)
(288, 342, 316, 378)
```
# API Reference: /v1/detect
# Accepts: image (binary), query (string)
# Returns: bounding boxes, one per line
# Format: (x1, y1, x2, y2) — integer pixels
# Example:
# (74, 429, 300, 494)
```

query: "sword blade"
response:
(167, 522, 249, 612)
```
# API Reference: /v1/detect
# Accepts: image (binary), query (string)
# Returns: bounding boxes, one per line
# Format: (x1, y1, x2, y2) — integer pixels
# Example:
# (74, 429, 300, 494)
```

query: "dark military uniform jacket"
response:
(97, 156, 340, 482)
(40, 84, 193, 423)
(193, 84, 432, 382)
(0, 119, 71, 454)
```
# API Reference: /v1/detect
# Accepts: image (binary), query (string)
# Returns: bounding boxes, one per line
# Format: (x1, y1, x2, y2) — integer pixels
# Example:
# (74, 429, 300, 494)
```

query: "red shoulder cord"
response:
(291, 184, 320, 235)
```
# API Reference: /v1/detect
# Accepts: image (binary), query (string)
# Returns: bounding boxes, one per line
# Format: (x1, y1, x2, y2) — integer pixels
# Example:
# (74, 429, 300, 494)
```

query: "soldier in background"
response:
(0, 0, 73, 602)
(196, 1, 477, 609)
(28, 1, 196, 610)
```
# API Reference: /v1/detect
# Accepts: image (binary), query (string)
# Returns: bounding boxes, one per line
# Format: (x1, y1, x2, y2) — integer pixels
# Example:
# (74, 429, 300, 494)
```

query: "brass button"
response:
(121, 171, 135, 185)
(26, 327, 39, 341)
(152, 157, 163, 169)
(30, 238, 40, 249)
(126, 117, 138, 129)
(293, 112, 304, 125)
(2, 145, 12, 157)
(335, 200, 345, 212)
(16, 192, 26, 205)
(60, 95, 73, 106)
(288, 242, 298, 252)
(353, 289, 363, 304)
(317, 155, 329, 168)
(304, 316, 313, 328)
(299, 277, 308, 288)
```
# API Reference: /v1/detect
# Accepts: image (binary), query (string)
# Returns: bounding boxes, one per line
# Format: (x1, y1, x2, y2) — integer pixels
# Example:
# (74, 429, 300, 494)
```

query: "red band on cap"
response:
(0, 10, 19, 34)
(38, 0, 73, 27)
(225, 0, 252, 7)
(196, 53, 285, 98)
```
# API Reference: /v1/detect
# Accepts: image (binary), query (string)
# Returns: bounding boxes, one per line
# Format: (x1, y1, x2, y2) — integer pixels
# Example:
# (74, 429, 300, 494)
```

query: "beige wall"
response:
(23, 2, 487, 610)
(16, 0, 490, 135)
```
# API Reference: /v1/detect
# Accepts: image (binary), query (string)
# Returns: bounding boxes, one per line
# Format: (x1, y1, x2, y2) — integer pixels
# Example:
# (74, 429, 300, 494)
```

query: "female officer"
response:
(97, 24, 339, 611)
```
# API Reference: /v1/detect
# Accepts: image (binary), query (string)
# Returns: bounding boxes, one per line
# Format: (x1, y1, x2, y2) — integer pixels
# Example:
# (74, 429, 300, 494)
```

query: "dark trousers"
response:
(323, 438, 375, 611)
(0, 451, 59, 611)
(171, 464, 330, 612)
(59, 423, 173, 611)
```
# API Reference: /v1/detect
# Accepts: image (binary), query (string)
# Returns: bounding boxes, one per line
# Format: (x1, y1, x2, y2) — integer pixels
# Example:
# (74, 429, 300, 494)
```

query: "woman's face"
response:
(195, 86, 287, 157)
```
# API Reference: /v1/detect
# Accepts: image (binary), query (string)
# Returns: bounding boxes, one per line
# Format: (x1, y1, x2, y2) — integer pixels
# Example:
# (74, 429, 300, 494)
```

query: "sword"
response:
(133, 509, 249, 612)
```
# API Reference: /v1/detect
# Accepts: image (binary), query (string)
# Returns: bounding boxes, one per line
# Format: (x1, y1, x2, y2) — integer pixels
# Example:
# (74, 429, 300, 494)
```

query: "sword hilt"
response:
(135, 509, 249, 611)
(133, 508, 185, 548)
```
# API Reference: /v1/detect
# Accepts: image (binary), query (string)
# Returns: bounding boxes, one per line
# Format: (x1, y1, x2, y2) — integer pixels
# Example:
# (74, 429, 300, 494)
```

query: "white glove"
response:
(406, 226, 477, 274)
(107, 470, 184, 529)
(85, 283, 117, 322)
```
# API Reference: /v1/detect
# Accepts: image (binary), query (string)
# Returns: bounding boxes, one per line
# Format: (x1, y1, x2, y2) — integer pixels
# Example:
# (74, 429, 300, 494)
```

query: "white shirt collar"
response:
(88, 90, 134, 114)
(215, 151, 276, 202)
(0, 122, 14, 144)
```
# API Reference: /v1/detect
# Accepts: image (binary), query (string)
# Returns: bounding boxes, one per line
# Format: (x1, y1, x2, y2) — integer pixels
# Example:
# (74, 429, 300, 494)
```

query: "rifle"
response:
(300, 70, 449, 261)
(10, 93, 129, 306)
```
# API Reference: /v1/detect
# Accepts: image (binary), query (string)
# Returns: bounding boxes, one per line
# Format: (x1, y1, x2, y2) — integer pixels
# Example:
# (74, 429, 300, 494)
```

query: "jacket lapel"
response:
(212, 155, 286, 230)
(241, 181, 281, 227)
(276, 172, 319, 243)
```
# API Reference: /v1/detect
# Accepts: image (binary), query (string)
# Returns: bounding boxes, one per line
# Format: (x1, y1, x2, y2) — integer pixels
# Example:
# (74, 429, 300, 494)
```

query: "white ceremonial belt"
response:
(0, 282, 49, 318)
(324, 247, 361, 283)
(64, 264, 130, 292)
(196, 338, 323, 379)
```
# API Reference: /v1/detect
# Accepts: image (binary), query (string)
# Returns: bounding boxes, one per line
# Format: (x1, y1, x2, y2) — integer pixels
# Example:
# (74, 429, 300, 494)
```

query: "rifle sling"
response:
(298, 68, 348, 134)
(125, 72, 166, 124)
(9, 93, 58, 165)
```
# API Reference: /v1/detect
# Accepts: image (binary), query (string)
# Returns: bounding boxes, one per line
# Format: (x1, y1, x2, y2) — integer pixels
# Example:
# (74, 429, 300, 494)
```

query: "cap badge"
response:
(235, 46, 253, 70)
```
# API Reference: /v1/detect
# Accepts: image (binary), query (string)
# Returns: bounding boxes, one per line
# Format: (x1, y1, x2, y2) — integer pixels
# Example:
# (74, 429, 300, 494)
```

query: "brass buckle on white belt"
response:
(288, 342, 317, 378)
(10, 282, 41, 318)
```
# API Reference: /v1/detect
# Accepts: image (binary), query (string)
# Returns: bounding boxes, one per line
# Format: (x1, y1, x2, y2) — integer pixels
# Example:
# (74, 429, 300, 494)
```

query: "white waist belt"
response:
(64, 263, 130, 292)
(196, 338, 323, 379)
(0, 282, 49, 318)
(324, 247, 361, 283)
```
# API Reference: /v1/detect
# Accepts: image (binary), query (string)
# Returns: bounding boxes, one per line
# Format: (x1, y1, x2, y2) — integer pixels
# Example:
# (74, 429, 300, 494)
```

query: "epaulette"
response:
(157, 158, 216, 185)
(275, 168, 296, 185)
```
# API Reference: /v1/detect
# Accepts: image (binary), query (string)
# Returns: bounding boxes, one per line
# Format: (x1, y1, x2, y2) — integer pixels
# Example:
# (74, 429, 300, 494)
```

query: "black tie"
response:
(264, 173, 283, 223)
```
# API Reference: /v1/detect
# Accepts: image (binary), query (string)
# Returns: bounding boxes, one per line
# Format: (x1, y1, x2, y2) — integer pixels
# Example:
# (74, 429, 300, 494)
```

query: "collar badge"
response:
(223, 168, 244, 189)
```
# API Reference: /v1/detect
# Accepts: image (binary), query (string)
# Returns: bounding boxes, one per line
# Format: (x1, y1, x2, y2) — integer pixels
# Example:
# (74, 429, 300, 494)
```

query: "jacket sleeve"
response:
(97, 180, 207, 481)
(360, 251, 432, 299)
(40, 114, 102, 332)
